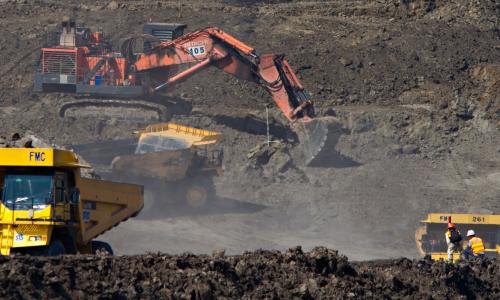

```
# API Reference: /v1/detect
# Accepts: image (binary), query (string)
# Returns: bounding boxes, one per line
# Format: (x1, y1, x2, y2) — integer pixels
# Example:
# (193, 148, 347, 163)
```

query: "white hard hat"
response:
(467, 229, 475, 237)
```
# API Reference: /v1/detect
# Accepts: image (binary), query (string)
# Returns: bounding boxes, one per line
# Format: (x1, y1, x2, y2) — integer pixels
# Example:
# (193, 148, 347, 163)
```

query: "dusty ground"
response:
(0, 0, 498, 264)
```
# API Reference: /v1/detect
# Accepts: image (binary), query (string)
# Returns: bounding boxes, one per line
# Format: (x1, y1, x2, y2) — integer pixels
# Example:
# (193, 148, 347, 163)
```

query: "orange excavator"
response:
(127, 27, 337, 163)
(35, 20, 339, 164)
(130, 28, 314, 122)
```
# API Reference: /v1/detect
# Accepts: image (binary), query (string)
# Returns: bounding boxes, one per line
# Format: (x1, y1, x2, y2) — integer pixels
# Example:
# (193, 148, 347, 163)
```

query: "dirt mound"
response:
(0, 132, 50, 149)
(0, 132, 99, 179)
(0, 248, 498, 299)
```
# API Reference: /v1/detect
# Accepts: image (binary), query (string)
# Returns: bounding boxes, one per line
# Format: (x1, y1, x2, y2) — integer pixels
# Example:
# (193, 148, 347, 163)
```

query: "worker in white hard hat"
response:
(461, 229, 485, 260)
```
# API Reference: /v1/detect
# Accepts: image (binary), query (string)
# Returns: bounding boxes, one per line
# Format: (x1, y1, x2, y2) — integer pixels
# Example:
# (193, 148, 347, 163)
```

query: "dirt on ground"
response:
(0, 0, 498, 296)
(0, 247, 499, 299)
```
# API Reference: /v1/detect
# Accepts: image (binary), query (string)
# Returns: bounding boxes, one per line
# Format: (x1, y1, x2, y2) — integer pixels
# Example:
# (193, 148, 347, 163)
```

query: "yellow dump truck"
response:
(110, 122, 223, 209)
(0, 148, 143, 255)
(416, 213, 500, 261)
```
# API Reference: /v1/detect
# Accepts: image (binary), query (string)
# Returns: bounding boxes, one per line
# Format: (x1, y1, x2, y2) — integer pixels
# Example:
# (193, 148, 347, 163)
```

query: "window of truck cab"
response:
(0, 169, 54, 211)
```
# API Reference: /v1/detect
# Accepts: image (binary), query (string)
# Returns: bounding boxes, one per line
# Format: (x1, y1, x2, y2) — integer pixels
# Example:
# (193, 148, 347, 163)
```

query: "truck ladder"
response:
(0, 225, 14, 255)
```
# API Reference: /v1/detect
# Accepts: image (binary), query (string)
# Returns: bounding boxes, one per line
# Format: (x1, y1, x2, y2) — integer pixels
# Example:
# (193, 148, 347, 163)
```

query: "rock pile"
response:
(0, 132, 49, 149)
(0, 247, 498, 299)
(0, 132, 99, 179)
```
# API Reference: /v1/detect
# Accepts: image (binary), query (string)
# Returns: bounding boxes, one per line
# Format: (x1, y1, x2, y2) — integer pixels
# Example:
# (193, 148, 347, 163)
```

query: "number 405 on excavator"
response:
(34, 19, 341, 165)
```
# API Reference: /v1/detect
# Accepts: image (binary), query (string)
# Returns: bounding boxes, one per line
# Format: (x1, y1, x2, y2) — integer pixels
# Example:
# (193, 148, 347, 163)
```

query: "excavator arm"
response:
(132, 27, 314, 122)
(132, 27, 338, 164)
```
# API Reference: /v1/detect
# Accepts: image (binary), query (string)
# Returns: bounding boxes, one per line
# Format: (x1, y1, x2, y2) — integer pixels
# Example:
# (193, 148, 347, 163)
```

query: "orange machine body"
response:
(133, 27, 314, 122)
(36, 22, 315, 122)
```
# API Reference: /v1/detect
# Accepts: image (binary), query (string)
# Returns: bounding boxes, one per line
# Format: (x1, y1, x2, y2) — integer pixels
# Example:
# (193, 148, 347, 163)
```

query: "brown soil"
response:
(0, 0, 498, 296)
(0, 247, 498, 299)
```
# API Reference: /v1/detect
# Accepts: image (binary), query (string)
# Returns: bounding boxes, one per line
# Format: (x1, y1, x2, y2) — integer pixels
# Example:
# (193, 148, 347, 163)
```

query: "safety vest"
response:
(445, 229, 461, 242)
(470, 237, 485, 254)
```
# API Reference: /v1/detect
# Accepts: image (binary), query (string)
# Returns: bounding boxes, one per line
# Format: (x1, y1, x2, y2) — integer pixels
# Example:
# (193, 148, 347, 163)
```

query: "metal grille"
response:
(152, 29, 174, 42)
(42, 51, 76, 75)
(196, 147, 223, 167)
(16, 225, 42, 235)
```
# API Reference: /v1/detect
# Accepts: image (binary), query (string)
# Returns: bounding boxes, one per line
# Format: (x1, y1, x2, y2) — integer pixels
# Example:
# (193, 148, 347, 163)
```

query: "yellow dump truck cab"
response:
(416, 213, 500, 261)
(0, 148, 143, 255)
(111, 122, 223, 209)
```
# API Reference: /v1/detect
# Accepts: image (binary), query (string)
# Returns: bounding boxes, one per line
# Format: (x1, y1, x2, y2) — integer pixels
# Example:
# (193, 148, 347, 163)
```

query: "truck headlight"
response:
(29, 236, 42, 241)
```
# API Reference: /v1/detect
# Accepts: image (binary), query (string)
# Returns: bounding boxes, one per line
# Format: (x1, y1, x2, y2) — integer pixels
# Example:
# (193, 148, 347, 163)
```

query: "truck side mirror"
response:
(70, 188, 80, 204)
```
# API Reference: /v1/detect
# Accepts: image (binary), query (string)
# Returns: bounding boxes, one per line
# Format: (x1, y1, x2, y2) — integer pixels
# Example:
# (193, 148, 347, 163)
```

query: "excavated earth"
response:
(0, 247, 499, 299)
(0, 0, 499, 297)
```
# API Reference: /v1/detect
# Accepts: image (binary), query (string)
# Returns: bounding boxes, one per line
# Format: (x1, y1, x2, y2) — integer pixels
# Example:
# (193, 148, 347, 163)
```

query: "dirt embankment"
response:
(0, 248, 498, 299)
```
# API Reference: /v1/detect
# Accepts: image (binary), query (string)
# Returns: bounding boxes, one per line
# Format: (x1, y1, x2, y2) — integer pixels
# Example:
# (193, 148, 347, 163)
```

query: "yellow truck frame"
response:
(110, 122, 223, 209)
(415, 213, 500, 261)
(0, 148, 143, 255)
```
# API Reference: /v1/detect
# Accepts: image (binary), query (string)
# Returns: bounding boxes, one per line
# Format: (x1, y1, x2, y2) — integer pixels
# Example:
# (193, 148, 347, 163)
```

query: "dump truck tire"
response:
(415, 226, 427, 257)
(44, 239, 66, 256)
(91, 241, 114, 255)
(183, 176, 215, 209)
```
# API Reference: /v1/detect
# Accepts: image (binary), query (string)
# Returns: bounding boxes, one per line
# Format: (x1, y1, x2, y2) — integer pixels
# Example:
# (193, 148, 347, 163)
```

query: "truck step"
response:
(0, 225, 14, 255)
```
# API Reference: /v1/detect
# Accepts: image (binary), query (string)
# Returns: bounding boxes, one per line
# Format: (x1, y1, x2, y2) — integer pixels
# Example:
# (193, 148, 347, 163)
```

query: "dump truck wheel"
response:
(184, 177, 215, 209)
(44, 239, 66, 256)
(185, 185, 209, 208)
(415, 226, 427, 257)
(91, 241, 114, 255)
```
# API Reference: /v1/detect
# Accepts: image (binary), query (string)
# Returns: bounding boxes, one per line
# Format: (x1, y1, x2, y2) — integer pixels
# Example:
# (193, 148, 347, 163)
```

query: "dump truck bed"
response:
(136, 122, 223, 148)
(111, 122, 223, 181)
(77, 178, 143, 244)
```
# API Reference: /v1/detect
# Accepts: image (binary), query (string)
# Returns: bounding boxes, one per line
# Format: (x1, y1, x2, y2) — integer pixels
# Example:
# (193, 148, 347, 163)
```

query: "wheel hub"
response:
(185, 186, 208, 208)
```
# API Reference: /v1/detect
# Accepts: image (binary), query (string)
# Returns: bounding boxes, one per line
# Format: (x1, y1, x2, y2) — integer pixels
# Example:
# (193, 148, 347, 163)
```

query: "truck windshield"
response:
(135, 135, 190, 154)
(1, 174, 53, 210)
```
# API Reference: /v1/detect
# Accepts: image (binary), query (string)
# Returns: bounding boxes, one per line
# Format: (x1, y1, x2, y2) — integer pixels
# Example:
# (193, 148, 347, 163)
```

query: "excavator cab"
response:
(142, 23, 187, 51)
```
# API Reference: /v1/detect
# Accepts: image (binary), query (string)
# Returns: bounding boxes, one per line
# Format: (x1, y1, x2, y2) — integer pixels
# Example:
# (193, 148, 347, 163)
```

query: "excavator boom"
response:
(132, 27, 338, 163)
(35, 20, 339, 164)
(133, 27, 313, 121)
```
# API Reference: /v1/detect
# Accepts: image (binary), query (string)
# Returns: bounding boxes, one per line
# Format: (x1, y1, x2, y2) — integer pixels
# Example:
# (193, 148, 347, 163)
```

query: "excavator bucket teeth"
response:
(293, 116, 343, 166)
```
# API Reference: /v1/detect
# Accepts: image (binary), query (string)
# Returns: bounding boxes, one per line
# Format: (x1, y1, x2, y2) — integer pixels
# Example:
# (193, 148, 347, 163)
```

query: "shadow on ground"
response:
(307, 126, 362, 168)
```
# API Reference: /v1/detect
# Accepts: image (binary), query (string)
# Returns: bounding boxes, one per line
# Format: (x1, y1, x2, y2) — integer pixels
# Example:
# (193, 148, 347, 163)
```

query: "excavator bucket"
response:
(293, 116, 343, 166)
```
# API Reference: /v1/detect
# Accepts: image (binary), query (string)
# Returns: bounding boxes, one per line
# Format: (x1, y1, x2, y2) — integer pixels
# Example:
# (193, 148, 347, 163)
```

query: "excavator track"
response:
(59, 99, 172, 122)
